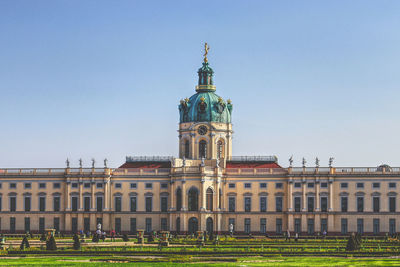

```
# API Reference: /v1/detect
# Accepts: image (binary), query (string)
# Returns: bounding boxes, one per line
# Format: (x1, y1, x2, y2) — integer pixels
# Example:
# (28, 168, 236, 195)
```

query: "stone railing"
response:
(0, 168, 108, 175)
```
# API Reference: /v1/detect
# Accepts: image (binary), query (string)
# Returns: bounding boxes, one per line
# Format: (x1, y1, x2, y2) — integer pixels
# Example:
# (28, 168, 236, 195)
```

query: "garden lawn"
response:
(0, 256, 400, 266)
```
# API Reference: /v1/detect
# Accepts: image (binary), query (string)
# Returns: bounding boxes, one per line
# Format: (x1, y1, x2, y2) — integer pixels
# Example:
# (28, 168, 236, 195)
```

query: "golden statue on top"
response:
(203, 43, 209, 63)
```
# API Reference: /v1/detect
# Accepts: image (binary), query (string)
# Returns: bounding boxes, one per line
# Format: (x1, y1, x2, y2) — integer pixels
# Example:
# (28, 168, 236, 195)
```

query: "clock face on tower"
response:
(197, 125, 208, 135)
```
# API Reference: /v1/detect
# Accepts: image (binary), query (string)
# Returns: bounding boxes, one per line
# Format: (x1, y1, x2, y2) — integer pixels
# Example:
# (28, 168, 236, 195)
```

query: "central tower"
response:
(178, 44, 233, 161)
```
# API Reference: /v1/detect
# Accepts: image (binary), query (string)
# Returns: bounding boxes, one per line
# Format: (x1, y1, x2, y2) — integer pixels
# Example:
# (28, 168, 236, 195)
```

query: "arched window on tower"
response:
(184, 140, 190, 159)
(206, 188, 213, 211)
(199, 140, 207, 158)
(176, 188, 182, 211)
(217, 140, 224, 159)
(219, 188, 222, 209)
(188, 187, 199, 211)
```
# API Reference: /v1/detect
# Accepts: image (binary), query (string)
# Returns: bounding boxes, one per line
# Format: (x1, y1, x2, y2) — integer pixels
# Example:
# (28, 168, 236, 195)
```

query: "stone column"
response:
(200, 177, 206, 211)
(190, 133, 195, 159)
(181, 180, 187, 211)
(66, 180, 71, 211)
(302, 179, 306, 212)
(216, 178, 220, 210)
(170, 180, 175, 211)
(328, 179, 334, 212)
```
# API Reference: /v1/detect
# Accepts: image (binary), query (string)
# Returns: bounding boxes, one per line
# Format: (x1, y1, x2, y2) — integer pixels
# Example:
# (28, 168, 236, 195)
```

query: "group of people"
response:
(78, 227, 117, 242)
(285, 229, 327, 241)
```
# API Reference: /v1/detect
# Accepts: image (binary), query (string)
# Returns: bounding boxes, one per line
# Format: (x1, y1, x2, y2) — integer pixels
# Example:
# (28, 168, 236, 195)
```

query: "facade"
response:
(0, 50, 399, 235)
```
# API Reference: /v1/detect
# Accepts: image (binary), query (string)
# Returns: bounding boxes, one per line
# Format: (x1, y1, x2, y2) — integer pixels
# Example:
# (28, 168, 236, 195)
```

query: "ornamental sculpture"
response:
(203, 42, 209, 63)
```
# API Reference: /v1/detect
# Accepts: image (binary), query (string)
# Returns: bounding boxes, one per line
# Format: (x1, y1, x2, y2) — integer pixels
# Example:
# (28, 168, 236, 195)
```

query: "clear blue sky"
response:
(1, 0, 400, 168)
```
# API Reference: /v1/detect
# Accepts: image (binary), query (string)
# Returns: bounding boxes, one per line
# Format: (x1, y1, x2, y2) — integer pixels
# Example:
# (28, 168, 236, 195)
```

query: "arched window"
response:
(176, 217, 181, 234)
(199, 140, 207, 158)
(188, 187, 199, 211)
(217, 140, 224, 159)
(206, 188, 213, 211)
(184, 140, 190, 159)
(219, 188, 222, 209)
(176, 188, 182, 211)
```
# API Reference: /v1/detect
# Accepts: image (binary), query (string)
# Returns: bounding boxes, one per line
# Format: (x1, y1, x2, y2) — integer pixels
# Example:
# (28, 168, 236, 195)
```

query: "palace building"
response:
(0, 46, 399, 236)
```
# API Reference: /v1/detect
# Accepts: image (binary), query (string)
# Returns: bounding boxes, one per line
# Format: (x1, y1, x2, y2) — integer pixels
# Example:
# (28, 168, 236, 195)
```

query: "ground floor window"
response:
(244, 218, 251, 234)
(72, 218, 78, 233)
(10, 217, 15, 233)
(161, 218, 168, 231)
(84, 218, 90, 233)
(54, 217, 60, 232)
(276, 218, 282, 234)
(145, 218, 152, 233)
(294, 218, 301, 233)
(321, 218, 327, 233)
(260, 218, 266, 234)
(357, 218, 364, 234)
(389, 219, 396, 235)
(130, 218, 137, 234)
(24, 217, 30, 233)
(115, 218, 121, 233)
(341, 218, 348, 235)
(228, 218, 235, 232)
(307, 219, 314, 235)
(39, 217, 45, 233)
(373, 218, 380, 235)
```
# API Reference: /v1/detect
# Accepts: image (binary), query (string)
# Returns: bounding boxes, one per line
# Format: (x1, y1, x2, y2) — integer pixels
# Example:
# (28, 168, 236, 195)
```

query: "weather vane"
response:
(203, 43, 209, 63)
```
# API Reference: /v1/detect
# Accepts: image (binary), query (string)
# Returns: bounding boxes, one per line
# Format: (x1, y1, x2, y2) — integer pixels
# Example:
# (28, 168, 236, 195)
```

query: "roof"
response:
(226, 161, 282, 169)
(118, 161, 171, 169)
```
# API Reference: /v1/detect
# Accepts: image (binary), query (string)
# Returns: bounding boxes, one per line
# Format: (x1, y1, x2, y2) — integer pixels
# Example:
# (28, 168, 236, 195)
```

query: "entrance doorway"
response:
(188, 217, 198, 234)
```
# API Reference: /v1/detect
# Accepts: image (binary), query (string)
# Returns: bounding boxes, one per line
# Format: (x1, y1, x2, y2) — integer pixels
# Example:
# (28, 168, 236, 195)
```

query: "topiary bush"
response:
(122, 234, 129, 242)
(73, 234, 81, 250)
(46, 235, 57, 251)
(20, 236, 30, 250)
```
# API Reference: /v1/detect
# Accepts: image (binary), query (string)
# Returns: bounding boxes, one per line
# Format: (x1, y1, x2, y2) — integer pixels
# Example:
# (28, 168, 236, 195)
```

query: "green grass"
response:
(0, 256, 400, 266)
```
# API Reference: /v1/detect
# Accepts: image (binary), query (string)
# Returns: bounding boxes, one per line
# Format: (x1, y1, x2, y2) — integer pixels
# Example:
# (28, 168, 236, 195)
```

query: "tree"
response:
(73, 234, 81, 250)
(346, 233, 362, 251)
(20, 236, 30, 250)
(46, 235, 57, 251)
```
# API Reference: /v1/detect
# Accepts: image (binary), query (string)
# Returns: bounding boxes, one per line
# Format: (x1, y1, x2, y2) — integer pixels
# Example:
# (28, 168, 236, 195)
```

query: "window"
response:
(115, 196, 122, 212)
(373, 197, 380, 212)
(84, 196, 91, 211)
(130, 197, 137, 212)
(39, 217, 45, 233)
(217, 140, 223, 159)
(72, 218, 78, 233)
(341, 197, 348, 212)
(244, 183, 251, 189)
(341, 218, 348, 234)
(0, 183, 2, 189)
(228, 218, 235, 232)
(276, 218, 282, 234)
(294, 182, 301, 188)
(39, 196, 46, 212)
(357, 197, 364, 212)
(115, 218, 121, 233)
(161, 197, 168, 212)
(84, 183, 90, 188)
(389, 219, 396, 235)
(199, 140, 207, 158)
(161, 218, 168, 231)
(71, 183, 78, 188)
(244, 197, 251, 212)
(71, 196, 78, 212)
(9, 196, 16, 212)
(260, 218, 266, 234)
(321, 197, 328, 212)
(53, 183, 61, 189)
(228, 183, 235, 188)
(115, 183, 122, 189)
(373, 218, 380, 235)
(188, 188, 198, 211)
(130, 218, 137, 234)
(96, 196, 103, 212)
(96, 183, 103, 189)
(145, 218, 152, 233)
(307, 183, 314, 188)
(321, 218, 328, 233)
(54, 217, 60, 232)
(389, 197, 396, 212)
(294, 218, 301, 233)
(185, 140, 190, 159)
(83, 217, 90, 232)
(10, 217, 16, 233)
(176, 188, 182, 211)
(219, 188, 222, 209)
(307, 219, 315, 235)
(244, 218, 251, 234)
(24, 196, 31, 212)
(294, 197, 301, 212)
(389, 182, 396, 189)
(276, 197, 283, 212)
(0, 196, 2, 211)
(145, 183, 152, 189)
(260, 183, 267, 189)
(206, 188, 213, 211)
(24, 183, 31, 189)
(320, 182, 328, 188)
(307, 197, 314, 212)
(340, 183, 348, 189)
(145, 196, 152, 212)
(24, 217, 30, 232)
(39, 183, 46, 189)
(357, 218, 364, 234)
(130, 183, 137, 189)
(228, 197, 235, 212)
(373, 183, 380, 189)
(9, 183, 16, 189)
(260, 197, 267, 212)
(275, 183, 283, 189)
(53, 196, 60, 211)
(161, 183, 168, 189)
(356, 183, 364, 189)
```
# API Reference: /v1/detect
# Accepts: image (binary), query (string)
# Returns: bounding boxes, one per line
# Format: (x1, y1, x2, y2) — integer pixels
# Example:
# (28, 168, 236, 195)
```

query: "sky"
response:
(0, 0, 400, 168)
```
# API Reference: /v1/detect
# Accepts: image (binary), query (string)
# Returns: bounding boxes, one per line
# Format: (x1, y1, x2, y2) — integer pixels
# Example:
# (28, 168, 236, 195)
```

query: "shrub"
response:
(73, 234, 81, 250)
(92, 234, 99, 243)
(20, 236, 30, 250)
(346, 233, 362, 251)
(46, 235, 57, 251)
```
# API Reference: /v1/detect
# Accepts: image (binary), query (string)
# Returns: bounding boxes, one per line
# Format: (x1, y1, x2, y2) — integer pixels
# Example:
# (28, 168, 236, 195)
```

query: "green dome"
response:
(179, 61, 232, 123)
